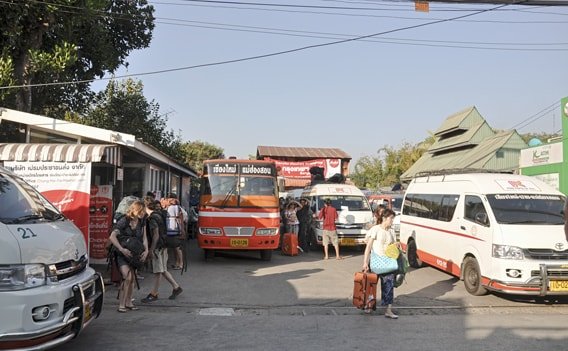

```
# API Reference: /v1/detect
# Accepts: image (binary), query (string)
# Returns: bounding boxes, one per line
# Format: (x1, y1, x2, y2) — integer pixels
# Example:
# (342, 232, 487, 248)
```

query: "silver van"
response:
(0, 166, 104, 350)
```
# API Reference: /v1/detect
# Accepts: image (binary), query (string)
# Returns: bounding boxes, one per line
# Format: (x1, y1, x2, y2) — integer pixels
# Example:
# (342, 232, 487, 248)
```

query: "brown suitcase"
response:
(282, 233, 299, 256)
(353, 271, 379, 310)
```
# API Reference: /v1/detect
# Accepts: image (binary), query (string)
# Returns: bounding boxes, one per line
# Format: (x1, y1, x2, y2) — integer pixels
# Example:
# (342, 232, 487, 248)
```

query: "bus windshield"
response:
(486, 194, 565, 225)
(201, 162, 278, 208)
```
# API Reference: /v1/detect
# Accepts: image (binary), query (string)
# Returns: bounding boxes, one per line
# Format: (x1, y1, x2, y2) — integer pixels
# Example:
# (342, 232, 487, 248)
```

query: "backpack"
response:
(154, 210, 182, 248)
(114, 216, 145, 270)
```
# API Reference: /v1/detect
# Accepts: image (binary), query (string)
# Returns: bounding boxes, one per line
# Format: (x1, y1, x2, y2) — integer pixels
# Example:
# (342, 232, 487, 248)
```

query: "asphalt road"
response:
(56, 240, 568, 351)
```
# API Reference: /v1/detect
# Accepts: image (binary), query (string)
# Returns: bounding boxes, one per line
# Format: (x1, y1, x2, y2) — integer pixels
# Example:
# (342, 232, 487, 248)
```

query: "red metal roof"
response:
(257, 146, 351, 159)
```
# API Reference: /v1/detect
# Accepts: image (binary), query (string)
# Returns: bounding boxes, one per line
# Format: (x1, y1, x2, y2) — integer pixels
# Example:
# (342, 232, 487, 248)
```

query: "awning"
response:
(0, 143, 121, 166)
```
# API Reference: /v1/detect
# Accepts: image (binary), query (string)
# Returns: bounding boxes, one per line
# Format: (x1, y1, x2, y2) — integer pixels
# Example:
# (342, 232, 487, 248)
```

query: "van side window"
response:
(464, 195, 489, 226)
(403, 193, 459, 222)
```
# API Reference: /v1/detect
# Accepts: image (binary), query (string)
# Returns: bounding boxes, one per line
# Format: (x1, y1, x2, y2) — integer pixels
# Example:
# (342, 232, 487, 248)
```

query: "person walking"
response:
(165, 193, 185, 270)
(318, 198, 341, 260)
(296, 198, 313, 252)
(108, 200, 148, 313)
(362, 208, 398, 319)
(141, 197, 183, 303)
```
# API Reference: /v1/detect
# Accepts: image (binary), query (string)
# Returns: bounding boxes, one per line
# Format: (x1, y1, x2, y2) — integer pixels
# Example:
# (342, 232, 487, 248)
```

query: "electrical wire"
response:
(509, 101, 560, 131)
(0, 2, 517, 90)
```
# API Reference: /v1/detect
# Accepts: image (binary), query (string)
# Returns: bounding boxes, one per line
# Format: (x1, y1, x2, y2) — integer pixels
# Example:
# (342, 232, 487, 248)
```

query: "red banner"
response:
(89, 185, 113, 263)
(268, 158, 341, 179)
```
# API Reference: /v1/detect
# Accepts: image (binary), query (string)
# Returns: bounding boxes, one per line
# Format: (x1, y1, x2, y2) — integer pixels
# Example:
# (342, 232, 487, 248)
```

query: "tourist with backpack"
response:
(165, 193, 185, 270)
(141, 197, 183, 303)
(107, 200, 148, 313)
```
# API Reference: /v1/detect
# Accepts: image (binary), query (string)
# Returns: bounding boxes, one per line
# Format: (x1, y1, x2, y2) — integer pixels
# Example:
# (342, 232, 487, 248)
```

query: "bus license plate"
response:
(341, 238, 356, 246)
(549, 280, 568, 292)
(230, 238, 248, 247)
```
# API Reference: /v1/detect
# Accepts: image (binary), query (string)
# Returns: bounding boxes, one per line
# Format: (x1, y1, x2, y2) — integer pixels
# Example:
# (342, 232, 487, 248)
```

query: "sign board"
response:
(519, 142, 563, 167)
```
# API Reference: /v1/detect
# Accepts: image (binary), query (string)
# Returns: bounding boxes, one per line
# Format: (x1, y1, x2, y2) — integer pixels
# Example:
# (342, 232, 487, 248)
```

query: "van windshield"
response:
(0, 172, 63, 224)
(486, 194, 565, 225)
(318, 196, 371, 211)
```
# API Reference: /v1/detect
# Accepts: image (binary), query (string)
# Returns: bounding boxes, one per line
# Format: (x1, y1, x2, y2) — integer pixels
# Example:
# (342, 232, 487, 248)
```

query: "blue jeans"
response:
(380, 273, 395, 306)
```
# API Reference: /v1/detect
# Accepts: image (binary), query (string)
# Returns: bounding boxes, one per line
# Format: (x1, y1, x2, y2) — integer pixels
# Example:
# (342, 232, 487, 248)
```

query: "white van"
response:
(0, 167, 104, 350)
(400, 171, 568, 296)
(301, 183, 373, 246)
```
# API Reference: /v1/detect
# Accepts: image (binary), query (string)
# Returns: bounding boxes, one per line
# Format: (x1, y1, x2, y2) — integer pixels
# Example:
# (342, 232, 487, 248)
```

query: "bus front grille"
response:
(224, 227, 254, 236)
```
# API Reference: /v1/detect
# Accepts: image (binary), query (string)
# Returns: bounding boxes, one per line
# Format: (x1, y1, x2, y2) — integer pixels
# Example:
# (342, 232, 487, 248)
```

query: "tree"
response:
(0, 0, 154, 116)
(351, 135, 435, 190)
(67, 78, 184, 160)
(519, 132, 561, 144)
(181, 141, 225, 173)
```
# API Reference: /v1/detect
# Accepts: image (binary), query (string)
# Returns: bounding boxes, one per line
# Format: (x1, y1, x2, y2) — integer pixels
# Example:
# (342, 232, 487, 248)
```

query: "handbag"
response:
(385, 243, 400, 259)
(369, 251, 398, 275)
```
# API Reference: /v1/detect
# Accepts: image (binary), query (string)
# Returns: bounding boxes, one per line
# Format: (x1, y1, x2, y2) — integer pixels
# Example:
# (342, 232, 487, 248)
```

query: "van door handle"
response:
(460, 226, 466, 230)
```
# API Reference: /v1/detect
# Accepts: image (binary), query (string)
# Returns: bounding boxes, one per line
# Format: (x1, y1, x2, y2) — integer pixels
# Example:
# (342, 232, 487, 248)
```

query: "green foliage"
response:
(519, 132, 561, 144)
(351, 136, 435, 190)
(68, 78, 185, 161)
(181, 141, 225, 173)
(0, 0, 154, 115)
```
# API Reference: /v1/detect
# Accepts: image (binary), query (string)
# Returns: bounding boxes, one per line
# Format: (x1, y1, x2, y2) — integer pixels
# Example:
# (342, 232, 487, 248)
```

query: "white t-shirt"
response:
(366, 225, 395, 256)
(167, 204, 181, 233)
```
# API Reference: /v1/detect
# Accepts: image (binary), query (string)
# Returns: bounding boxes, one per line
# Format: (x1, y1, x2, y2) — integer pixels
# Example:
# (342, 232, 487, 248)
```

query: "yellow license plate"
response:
(549, 280, 568, 292)
(230, 238, 248, 247)
(340, 238, 357, 246)
(84, 301, 92, 322)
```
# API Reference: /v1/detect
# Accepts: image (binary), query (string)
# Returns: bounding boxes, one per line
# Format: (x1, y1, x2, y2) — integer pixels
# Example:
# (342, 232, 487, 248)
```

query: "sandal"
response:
(117, 307, 127, 313)
(125, 305, 139, 311)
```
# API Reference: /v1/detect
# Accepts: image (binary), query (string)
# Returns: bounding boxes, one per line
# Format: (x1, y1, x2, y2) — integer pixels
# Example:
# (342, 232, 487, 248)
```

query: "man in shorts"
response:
(318, 198, 341, 260)
(141, 197, 183, 303)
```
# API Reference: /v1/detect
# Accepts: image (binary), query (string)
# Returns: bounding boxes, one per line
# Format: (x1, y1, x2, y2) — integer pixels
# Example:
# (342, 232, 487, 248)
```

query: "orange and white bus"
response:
(197, 159, 280, 260)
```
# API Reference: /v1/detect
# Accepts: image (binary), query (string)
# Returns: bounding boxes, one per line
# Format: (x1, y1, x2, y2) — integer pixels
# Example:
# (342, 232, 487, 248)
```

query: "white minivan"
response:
(400, 171, 568, 296)
(301, 183, 374, 246)
(0, 166, 104, 350)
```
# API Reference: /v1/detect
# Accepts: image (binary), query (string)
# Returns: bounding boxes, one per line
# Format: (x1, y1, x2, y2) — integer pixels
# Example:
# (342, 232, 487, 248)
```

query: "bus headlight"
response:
(492, 245, 524, 260)
(199, 227, 222, 236)
(256, 228, 278, 236)
(0, 264, 47, 291)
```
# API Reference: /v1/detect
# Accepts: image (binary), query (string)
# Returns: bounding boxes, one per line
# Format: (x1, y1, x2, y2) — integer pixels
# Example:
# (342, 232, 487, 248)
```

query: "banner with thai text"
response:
(5, 161, 92, 246)
(89, 185, 113, 264)
(268, 158, 341, 179)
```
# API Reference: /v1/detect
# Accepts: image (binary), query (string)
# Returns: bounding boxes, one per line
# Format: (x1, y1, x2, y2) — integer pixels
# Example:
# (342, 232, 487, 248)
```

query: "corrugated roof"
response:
(429, 122, 485, 153)
(434, 106, 475, 136)
(257, 146, 351, 159)
(401, 131, 525, 181)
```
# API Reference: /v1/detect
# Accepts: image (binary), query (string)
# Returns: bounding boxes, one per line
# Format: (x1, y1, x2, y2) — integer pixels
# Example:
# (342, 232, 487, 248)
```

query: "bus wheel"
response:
(462, 257, 487, 296)
(260, 250, 272, 261)
(204, 249, 214, 261)
(407, 239, 423, 268)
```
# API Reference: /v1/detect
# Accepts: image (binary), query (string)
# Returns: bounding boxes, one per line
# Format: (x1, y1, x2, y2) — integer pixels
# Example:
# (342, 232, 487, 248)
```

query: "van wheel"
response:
(260, 250, 272, 261)
(407, 240, 423, 268)
(462, 257, 488, 296)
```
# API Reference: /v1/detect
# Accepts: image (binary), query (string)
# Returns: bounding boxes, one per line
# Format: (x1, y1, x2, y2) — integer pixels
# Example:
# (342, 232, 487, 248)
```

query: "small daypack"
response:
(154, 210, 182, 248)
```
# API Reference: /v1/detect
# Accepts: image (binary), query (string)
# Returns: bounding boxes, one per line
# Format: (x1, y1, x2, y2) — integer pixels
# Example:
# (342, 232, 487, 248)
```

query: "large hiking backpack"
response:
(114, 216, 145, 270)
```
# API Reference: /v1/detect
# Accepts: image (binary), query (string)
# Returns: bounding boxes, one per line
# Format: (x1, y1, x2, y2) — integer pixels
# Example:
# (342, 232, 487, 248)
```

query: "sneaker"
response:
(141, 293, 158, 303)
(168, 287, 183, 300)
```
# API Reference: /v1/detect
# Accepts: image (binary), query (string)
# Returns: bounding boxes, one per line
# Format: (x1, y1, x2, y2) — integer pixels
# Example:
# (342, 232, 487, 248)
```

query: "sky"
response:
(95, 0, 568, 164)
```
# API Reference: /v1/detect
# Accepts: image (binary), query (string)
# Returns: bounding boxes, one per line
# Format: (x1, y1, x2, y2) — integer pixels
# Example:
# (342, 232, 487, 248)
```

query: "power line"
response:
(154, 18, 568, 50)
(509, 100, 560, 130)
(0, 2, 515, 91)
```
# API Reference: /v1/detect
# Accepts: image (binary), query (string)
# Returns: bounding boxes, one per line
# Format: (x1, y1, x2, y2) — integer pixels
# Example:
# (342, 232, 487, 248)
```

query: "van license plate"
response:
(549, 280, 568, 292)
(341, 238, 356, 246)
(230, 239, 248, 247)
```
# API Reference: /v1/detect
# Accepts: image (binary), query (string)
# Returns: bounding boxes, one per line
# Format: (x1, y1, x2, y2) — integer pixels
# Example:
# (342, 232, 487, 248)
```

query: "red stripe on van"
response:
(401, 220, 485, 242)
